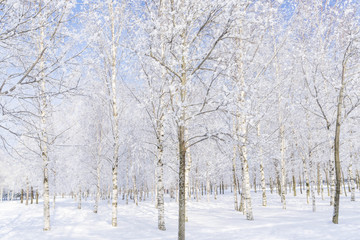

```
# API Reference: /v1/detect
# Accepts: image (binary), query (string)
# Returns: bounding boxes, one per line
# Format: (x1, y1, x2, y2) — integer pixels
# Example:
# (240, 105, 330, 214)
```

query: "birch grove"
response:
(0, 1, 360, 239)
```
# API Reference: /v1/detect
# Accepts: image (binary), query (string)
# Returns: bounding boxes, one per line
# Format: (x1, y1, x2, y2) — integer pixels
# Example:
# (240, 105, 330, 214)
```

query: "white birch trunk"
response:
(206, 167, 210, 202)
(126, 165, 129, 205)
(184, 146, 192, 222)
(108, 2, 120, 227)
(78, 187, 81, 209)
(235, 11, 253, 220)
(279, 122, 286, 209)
(258, 124, 267, 206)
(349, 139, 355, 201)
(26, 178, 29, 206)
(231, 142, 239, 211)
(94, 159, 101, 213)
(94, 124, 103, 214)
(349, 163, 355, 201)
(302, 156, 310, 204)
(329, 139, 336, 206)
(156, 116, 166, 230)
(39, 16, 50, 231)
(133, 175, 138, 206)
(309, 155, 316, 212)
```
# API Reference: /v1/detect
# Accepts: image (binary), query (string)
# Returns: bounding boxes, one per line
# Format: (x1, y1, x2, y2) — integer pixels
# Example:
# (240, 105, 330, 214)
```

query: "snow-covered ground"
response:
(0, 190, 359, 240)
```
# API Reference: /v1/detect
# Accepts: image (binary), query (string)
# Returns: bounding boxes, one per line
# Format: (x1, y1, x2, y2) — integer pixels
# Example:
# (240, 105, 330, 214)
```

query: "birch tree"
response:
(84, 0, 129, 227)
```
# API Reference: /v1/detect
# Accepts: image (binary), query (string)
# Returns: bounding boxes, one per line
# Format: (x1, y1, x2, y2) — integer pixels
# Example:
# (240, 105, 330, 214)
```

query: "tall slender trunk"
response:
(292, 175, 296, 196)
(126, 165, 129, 205)
(235, 15, 253, 219)
(184, 146, 192, 222)
(109, 2, 120, 227)
(332, 43, 349, 224)
(11, 187, 14, 201)
(178, 124, 186, 240)
(349, 162, 355, 201)
(133, 175, 138, 206)
(324, 166, 330, 197)
(94, 159, 101, 213)
(177, 6, 188, 239)
(341, 169, 347, 197)
(239, 142, 253, 220)
(279, 123, 286, 209)
(231, 143, 239, 210)
(302, 155, 310, 204)
(78, 186, 81, 209)
(258, 123, 267, 206)
(26, 178, 29, 206)
(39, 15, 50, 230)
(94, 124, 103, 214)
(31, 187, 33, 204)
(309, 153, 316, 212)
(156, 141, 166, 230)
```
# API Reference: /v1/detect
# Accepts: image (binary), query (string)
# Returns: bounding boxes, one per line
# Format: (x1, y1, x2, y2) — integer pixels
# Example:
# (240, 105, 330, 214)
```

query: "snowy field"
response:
(0, 191, 359, 240)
